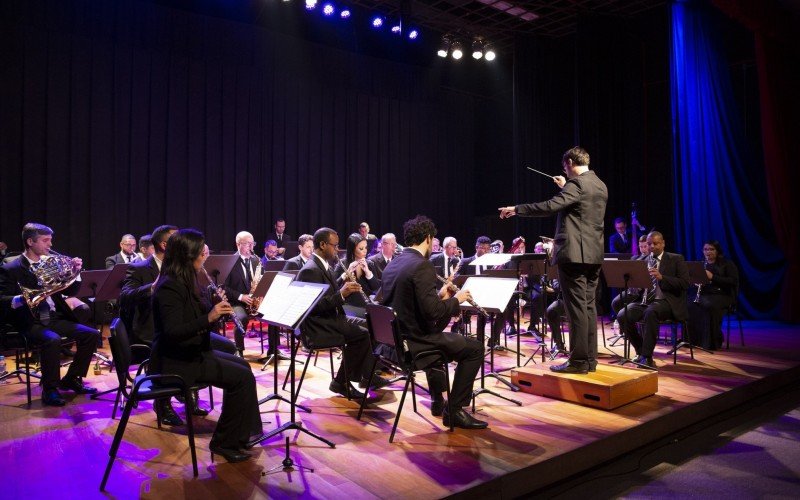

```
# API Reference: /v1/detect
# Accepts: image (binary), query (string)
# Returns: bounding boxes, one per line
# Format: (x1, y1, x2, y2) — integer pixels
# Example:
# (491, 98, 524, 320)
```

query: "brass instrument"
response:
(436, 273, 488, 317)
(246, 261, 263, 315)
(338, 257, 374, 305)
(19, 251, 81, 309)
(200, 266, 247, 335)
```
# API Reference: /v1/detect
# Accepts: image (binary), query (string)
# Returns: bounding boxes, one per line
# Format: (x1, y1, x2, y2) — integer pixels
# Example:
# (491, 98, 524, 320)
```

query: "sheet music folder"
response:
(459, 276, 519, 314)
(256, 272, 328, 330)
(203, 254, 239, 285)
(686, 261, 710, 285)
(600, 260, 651, 289)
(75, 269, 111, 298)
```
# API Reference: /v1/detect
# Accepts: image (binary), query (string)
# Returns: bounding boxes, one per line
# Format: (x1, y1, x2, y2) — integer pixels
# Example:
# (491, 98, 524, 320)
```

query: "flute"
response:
(436, 274, 488, 317)
(337, 257, 374, 305)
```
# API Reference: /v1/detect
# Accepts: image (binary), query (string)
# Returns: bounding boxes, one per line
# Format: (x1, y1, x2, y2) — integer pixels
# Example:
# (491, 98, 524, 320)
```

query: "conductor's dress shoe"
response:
(549, 360, 590, 374)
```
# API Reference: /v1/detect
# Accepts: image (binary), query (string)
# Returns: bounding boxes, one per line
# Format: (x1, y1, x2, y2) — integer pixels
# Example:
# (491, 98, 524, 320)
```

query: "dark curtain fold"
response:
(669, 0, 785, 318)
(709, 0, 800, 321)
(0, 0, 482, 266)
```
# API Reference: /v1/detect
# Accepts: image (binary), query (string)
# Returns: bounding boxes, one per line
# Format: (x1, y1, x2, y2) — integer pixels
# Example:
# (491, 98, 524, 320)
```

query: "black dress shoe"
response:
(549, 360, 589, 374)
(42, 388, 66, 407)
(430, 399, 446, 417)
(329, 380, 366, 399)
(442, 407, 488, 429)
(156, 400, 184, 426)
(59, 376, 98, 394)
(589, 362, 598, 372)
(640, 356, 656, 368)
(359, 375, 391, 390)
(210, 444, 251, 463)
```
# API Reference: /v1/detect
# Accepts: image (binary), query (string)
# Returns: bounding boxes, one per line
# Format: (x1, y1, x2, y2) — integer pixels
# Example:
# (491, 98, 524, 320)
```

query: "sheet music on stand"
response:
(459, 276, 519, 313)
(470, 253, 514, 268)
(257, 273, 327, 329)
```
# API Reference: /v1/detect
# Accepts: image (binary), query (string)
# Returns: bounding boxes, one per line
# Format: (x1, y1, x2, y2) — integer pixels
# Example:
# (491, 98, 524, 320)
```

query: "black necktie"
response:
(244, 258, 252, 286)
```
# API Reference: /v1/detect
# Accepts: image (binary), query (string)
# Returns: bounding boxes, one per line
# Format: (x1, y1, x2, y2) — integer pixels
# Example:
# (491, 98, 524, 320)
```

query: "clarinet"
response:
(436, 274, 489, 317)
(200, 266, 247, 335)
(337, 257, 374, 305)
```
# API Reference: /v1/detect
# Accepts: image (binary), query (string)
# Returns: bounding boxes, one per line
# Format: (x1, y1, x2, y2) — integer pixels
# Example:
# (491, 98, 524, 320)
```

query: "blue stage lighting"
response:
(391, 24, 401, 34)
(305, 0, 317, 10)
(408, 29, 419, 40)
(371, 16, 383, 28)
(322, 3, 334, 16)
(340, 8, 351, 18)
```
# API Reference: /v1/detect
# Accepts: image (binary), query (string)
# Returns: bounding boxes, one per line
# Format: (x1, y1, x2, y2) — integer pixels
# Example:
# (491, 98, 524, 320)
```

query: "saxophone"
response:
(246, 261, 263, 315)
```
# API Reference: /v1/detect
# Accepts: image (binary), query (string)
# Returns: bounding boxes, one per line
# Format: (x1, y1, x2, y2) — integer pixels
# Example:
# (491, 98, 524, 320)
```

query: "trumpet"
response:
(200, 266, 247, 336)
(246, 261, 263, 315)
(436, 274, 488, 317)
(337, 257, 374, 305)
(19, 250, 81, 310)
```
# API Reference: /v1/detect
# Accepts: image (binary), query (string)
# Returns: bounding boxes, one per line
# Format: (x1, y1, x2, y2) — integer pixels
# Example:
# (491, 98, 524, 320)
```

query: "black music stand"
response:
(517, 257, 559, 365)
(255, 271, 295, 369)
(248, 278, 333, 461)
(262, 260, 288, 272)
(482, 269, 522, 359)
(75, 269, 111, 330)
(201, 254, 239, 286)
(282, 242, 299, 259)
(92, 264, 130, 367)
(459, 276, 523, 412)
(601, 260, 653, 369)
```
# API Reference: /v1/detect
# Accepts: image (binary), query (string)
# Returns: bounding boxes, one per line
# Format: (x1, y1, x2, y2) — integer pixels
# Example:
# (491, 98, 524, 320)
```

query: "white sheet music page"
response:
(460, 277, 519, 312)
(470, 253, 513, 267)
(257, 273, 294, 320)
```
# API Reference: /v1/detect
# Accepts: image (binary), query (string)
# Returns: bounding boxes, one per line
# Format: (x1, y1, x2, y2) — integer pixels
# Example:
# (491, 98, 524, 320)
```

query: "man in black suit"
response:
(357, 222, 379, 256)
(368, 233, 397, 280)
(282, 234, 314, 271)
(136, 234, 154, 261)
(296, 228, 377, 399)
(429, 236, 460, 279)
(0, 223, 100, 406)
(222, 231, 261, 357)
(105, 234, 140, 269)
(381, 216, 487, 429)
(457, 236, 491, 276)
(265, 219, 291, 257)
(617, 231, 690, 367)
(261, 239, 284, 268)
(500, 146, 608, 374)
(608, 218, 631, 254)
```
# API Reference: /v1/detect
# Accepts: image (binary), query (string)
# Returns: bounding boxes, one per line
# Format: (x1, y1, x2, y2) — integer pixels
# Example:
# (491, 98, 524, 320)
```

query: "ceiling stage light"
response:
(451, 40, 463, 60)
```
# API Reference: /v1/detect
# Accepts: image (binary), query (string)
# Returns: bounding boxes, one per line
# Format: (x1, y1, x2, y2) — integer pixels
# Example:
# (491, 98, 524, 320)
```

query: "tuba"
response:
(19, 252, 81, 309)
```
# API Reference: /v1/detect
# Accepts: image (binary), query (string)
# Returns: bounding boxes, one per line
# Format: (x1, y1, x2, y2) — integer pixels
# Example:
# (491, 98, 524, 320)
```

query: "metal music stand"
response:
(248, 278, 333, 462)
(282, 242, 299, 259)
(262, 260, 288, 272)
(200, 254, 239, 286)
(458, 276, 523, 412)
(674, 262, 714, 356)
(516, 256, 559, 365)
(92, 264, 131, 367)
(482, 269, 522, 359)
(256, 271, 297, 370)
(600, 260, 652, 369)
(75, 269, 112, 329)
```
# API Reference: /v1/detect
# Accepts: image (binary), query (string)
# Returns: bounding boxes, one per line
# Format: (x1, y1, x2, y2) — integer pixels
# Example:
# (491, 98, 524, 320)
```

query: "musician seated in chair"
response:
(381, 215, 487, 429)
(333, 234, 381, 316)
(105, 233, 140, 268)
(222, 231, 261, 357)
(687, 240, 739, 350)
(0, 223, 100, 407)
(617, 231, 690, 368)
(297, 228, 383, 399)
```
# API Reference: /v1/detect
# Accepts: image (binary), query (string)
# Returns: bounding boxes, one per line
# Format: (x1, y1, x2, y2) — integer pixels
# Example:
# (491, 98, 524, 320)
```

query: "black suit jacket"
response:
(119, 256, 160, 344)
(105, 252, 139, 269)
(266, 232, 292, 248)
(0, 256, 80, 332)
(296, 255, 360, 347)
(516, 170, 608, 266)
(609, 232, 632, 254)
(332, 259, 381, 308)
(368, 253, 392, 280)
(150, 276, 211, 387)
(428, 253, 460, 278)
(222, 254, 260, 307)
(652, 251, 690, 320)
(381, 248, 462, 365)
(456, 255, 479, 276)
(282, 255, 308, 271)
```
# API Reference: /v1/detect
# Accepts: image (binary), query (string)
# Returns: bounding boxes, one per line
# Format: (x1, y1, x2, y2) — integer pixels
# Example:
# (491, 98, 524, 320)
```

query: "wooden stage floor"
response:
(1, 320, 799, 499)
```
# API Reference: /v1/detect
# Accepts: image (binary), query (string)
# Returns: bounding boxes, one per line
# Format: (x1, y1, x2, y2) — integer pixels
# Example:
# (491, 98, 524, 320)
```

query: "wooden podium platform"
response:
(511, 363, 658, 410)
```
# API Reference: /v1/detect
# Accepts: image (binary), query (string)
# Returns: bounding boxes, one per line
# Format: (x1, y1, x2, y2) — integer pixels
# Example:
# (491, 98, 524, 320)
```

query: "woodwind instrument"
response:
(436, 273, 488, 317)
(200, 266, 247, 335)
(337, 257, 373, 305)
(246, 261, 263, 315)
(694, 259, 709, 303)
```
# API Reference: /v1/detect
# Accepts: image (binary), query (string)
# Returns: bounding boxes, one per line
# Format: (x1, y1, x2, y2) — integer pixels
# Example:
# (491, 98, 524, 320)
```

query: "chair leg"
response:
(410, 374, 418, 414)
(292, 354, 313, 404)
(184, 389, 198, 477)
(444, 363, 453, 433)
(390, 376, 413, 443)
(328, 349, 334, 377)
(111, 387, 123, 420)
(208, 386, 214, 411)
(357, 358, 379, 420)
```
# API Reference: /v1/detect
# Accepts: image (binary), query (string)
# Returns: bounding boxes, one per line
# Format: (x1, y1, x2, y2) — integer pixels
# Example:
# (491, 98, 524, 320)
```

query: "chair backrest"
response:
(109, 318, 132, 387)
(365, 303, 397, 349)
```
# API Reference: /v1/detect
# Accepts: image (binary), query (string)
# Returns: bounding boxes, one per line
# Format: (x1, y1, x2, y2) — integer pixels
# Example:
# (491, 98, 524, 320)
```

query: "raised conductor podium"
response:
(510, 364, 658, 410)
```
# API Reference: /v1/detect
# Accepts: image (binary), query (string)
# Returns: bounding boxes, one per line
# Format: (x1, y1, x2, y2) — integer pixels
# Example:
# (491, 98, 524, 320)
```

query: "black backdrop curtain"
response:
(0, 0, 486, 267)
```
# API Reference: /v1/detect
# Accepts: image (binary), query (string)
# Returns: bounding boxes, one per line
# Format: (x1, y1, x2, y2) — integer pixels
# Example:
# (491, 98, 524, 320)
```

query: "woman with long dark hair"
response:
(333, 233, 381, 311)
(687, 240, 739, 350)
(151, 229, 262, 462)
